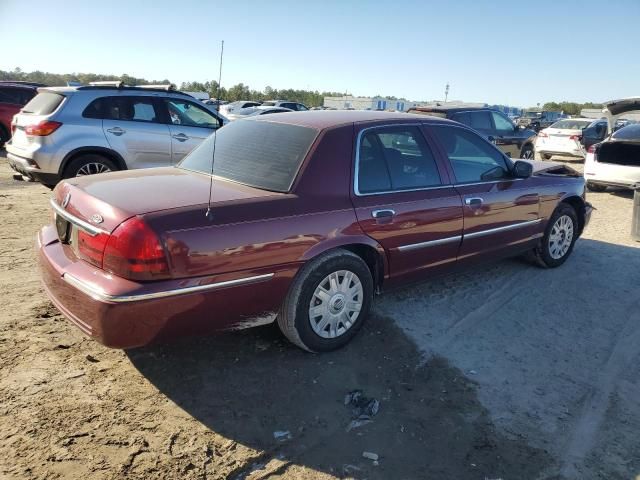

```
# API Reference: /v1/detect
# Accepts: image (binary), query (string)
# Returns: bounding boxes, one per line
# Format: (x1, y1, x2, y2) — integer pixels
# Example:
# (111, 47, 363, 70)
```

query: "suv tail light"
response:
(569, 134, 582, 141)
(10, 115, 17, 135)
(102, 217, 170, 280)
(25, 120, 62, 136)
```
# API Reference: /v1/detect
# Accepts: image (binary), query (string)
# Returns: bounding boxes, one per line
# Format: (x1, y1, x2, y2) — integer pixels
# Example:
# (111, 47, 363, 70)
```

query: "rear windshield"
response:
(21, 92, 64, 115)
(612, 124, 640, 141)
(178, 119, 318, 192)
(550, 119, 591, 130)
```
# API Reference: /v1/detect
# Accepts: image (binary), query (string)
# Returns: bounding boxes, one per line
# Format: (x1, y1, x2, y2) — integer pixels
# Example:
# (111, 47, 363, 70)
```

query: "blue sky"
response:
(1, 0, 637, 106)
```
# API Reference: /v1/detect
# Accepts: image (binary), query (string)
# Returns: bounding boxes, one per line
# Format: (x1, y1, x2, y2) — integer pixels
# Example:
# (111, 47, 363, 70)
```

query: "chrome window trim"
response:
(397, 235, 462, 252)
(353, 123, 448, 197)
(50, 198, 108, 236)
(63, 272, 275, 303)
(463, 218, 542, 239)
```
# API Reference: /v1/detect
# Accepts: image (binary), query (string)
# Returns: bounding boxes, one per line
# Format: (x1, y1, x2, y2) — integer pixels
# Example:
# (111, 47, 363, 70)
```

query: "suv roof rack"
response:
(136, 84, 176, 91)
(88, 80, 124, 88)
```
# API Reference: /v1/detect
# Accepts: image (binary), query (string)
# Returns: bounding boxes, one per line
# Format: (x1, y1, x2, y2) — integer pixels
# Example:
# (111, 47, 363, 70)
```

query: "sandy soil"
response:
(1, 154, 638, 479)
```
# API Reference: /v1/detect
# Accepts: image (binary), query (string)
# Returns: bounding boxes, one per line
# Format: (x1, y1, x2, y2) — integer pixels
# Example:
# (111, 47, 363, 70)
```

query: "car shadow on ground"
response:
(128, 313, 552, 478)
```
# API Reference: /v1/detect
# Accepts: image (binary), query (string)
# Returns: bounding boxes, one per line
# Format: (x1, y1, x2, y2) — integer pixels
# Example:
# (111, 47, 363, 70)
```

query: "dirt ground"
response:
(1, 153, 638, 480)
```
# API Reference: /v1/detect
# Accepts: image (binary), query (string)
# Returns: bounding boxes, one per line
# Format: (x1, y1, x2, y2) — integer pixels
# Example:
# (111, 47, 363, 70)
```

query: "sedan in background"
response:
(39, 111, 591, 352)
(219, 100, 262, 116)
(261, 100, 309, 111)
(226, 106, 292, 121)
(535, 118, 594, 160)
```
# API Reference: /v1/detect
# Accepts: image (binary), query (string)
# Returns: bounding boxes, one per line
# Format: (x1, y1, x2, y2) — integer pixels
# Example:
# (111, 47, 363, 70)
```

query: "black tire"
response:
(533, 203, 579, 268)
(277, 249, 374, 352)
(521, 144, 534, 160)
(0, 124, 9, 148)
(542, 153, 552, 160)
(587, 182, 607, 193)
(62, 154, 117, 179)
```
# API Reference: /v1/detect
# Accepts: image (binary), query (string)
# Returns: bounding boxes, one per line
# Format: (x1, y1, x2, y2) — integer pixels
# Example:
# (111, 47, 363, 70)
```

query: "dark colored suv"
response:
(0, 81, 43, 146)
(517, 110, 564, 132)
(409, 107, 537, 159)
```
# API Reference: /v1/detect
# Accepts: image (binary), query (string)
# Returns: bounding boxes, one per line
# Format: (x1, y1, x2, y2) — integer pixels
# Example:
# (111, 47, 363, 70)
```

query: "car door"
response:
(427, 124, 541, 264)
(350, 124, 464, 287)
(163, 97, 222, 163)
(101, 95, 172, 169)
(490, 111, 521, 158)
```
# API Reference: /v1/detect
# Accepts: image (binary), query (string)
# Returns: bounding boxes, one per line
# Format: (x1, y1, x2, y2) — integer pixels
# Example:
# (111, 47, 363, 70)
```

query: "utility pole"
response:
(444, 82, 450, 103)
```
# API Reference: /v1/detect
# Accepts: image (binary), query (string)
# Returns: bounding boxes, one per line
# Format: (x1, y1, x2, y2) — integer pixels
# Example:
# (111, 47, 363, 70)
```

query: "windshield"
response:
(612, 124, 640, 141)
(178, 119, 318, 192)
(550, 119, 591, 130)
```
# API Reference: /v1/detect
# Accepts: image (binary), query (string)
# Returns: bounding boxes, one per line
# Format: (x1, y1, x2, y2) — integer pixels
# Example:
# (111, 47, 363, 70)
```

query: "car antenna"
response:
(206, 40, 224, 221)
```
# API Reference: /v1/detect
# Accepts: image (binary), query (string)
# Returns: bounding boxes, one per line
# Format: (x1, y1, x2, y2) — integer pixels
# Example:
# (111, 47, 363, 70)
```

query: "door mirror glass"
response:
(513, 160, 533, 178)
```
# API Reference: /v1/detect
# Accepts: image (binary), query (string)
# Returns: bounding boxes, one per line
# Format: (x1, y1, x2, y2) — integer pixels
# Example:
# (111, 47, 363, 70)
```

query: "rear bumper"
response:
(37, 226, 293, 348)
(7, 150, 61, 185)
(584, 165, 640, 189)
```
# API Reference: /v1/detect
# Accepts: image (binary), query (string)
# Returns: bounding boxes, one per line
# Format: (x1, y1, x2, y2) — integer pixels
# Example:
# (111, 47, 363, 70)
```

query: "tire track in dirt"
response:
(559, 298, 640, 478)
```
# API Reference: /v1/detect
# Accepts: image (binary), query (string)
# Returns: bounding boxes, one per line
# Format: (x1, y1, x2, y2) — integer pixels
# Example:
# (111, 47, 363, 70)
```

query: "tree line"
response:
(1, 68, 604, 112)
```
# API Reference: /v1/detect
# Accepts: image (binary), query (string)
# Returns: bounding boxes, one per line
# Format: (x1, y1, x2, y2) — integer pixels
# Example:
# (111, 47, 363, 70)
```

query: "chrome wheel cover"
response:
(309, 270, 363, 339)
(548, 214, 574, 259)
(522, 149, 534, 159)
(76, 162, 111, 176)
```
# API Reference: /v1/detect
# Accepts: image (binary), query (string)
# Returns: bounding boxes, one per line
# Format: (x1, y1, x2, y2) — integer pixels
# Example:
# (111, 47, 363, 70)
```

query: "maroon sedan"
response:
(39, 111, 592, 352)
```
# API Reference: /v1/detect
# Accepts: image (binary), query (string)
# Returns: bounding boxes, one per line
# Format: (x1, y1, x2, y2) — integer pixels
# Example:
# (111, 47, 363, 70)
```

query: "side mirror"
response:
(513, 160, 533, 178)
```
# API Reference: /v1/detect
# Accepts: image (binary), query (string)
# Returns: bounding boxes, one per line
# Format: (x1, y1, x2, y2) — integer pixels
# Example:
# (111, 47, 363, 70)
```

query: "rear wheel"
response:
(542, 153, 552, 160)
(278, 249, 374, 352)
(533, 203, 578, 268)
(587, 182, 607, 193)
(63, 154, 117, 179)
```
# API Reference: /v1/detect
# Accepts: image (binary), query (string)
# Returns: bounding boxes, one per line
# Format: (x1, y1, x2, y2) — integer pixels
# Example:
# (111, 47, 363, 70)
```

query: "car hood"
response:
(55, 167, 280, 232)
(604, 97, 640, 116)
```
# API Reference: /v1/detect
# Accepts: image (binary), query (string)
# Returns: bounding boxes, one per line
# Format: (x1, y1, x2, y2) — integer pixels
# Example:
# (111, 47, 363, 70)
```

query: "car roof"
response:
(250, 109, 455, 129)
(0, 82, 41, 90)
(409, 106, 495, 114)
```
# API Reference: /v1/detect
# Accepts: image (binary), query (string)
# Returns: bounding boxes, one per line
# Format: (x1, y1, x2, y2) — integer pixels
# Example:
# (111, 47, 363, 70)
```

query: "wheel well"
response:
(341, 244, 385, 292)
(59, 148, 127, 176)
(561, 196, 586, 234)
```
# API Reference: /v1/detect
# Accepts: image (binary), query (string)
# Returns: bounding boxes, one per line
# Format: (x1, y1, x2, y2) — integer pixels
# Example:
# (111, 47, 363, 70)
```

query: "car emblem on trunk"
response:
(90, 214, 104, 224)
(61, 192, 71, 208)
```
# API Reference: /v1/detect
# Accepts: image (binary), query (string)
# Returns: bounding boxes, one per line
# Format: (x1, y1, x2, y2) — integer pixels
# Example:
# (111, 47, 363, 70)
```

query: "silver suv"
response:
(6, 82, 227, 187)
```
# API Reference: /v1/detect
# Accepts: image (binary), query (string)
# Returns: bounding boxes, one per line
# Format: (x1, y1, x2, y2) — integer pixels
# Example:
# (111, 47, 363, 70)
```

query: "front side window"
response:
(432, 126, 509, 183)
(166, 99, 220, 128)
(179, 119, 317, 192)
(492, 112, 515, 133)
(296, 104, 308, 111)
(357, 126, 441, 194)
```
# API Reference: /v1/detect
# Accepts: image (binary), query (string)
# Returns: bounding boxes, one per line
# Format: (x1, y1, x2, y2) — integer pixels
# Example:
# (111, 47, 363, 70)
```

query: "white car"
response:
(219, 100, 262, 117)
(584, 122, 640, 192)
(535, 118, 594, 160)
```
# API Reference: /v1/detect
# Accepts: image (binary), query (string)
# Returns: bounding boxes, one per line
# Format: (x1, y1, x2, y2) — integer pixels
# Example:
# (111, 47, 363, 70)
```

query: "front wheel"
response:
(533, 204, 578, 268)
(277, 250, 374, 352)
(541, 153, 552, 160)
(521, 144, 534, 160)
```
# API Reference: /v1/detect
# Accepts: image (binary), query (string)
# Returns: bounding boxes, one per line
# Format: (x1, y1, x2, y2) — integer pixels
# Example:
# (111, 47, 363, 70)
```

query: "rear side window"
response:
(21, 92, 64, 115)
(179, 119, 317, 192)
(357, 126, 441, 194)
(91, 96, 161, 123)
(467, 111, 492, 131)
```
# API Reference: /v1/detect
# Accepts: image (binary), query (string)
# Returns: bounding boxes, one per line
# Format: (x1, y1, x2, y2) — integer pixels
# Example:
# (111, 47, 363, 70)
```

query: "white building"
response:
(323, 95, 418, 112)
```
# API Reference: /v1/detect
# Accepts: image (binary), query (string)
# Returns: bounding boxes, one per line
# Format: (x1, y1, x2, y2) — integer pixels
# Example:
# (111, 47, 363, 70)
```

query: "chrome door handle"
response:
(106, 127, 125, 136)
(465, 197, 483, 206)
(371, 209, 395, 219)
(172, 133, 188, 142)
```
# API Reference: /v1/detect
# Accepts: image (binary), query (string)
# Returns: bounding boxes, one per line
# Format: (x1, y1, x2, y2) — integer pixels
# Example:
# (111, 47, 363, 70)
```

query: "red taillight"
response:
(587, 144, 597, 154)
(569, 134, 582, 141)
(10, 115, 17, 135)
(78, 230, 109, 268)
(25, 120, 62, 136)
(102, 217, 169, 280)
(538, 131, 548, 138)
